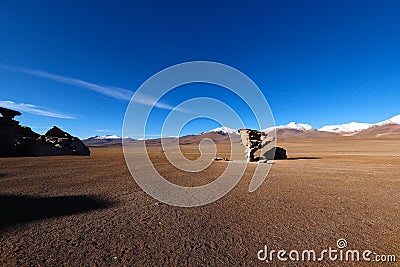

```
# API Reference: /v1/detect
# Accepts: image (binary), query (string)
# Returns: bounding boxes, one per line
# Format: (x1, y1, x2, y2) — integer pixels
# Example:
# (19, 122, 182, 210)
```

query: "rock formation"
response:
(0, 107, 90, 157)
(238, 128, 275, 162)
(238, 128, 287, 161)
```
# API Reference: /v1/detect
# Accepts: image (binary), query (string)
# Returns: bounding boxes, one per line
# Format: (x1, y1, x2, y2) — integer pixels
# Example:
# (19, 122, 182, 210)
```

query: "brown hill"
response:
(275, 129, 338, 140)
(354, 124, 400, 137)
(83, 138, 123, 147)
(142, 132, 240, 146)
(83, 137, 140, 147)
(178, 132, 240, 145)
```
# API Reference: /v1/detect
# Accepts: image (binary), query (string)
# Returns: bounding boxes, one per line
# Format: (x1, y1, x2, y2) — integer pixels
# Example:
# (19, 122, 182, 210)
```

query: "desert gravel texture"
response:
(0, 136, 399, 266)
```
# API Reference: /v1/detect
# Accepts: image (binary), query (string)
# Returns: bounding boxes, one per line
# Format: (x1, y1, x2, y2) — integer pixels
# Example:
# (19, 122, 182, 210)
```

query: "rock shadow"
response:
(285, 157, 321, 160)
(0, 194, 114, 230)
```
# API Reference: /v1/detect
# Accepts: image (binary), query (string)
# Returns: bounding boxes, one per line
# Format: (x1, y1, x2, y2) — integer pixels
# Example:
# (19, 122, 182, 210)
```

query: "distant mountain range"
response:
(83, 114, 400, 146)
(207, 114, 400, 136)
(83, 135, 135, 147)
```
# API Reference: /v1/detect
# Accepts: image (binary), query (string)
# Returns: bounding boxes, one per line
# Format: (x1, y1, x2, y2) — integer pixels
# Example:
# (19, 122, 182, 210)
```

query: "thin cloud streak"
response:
(0, 64, 189, 112)
(1, 64, 132, 101)
(0, 100, 75, 119)
(134, 92, 187, 112)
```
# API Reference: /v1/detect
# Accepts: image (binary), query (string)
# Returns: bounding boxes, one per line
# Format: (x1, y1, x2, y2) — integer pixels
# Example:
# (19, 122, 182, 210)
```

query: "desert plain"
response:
(0, 135, 399, 266)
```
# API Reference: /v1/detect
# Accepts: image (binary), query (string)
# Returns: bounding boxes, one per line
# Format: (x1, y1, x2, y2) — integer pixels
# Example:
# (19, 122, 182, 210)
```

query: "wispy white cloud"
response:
(0, 100, 75, 119)
(134, 92, 188, 112)
(0, 64, 189, 112)
(0, 64, 133, 101)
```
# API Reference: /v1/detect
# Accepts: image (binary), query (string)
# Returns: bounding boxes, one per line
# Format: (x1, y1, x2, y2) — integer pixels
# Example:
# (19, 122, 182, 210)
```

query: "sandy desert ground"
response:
(0, 136, 399, 266)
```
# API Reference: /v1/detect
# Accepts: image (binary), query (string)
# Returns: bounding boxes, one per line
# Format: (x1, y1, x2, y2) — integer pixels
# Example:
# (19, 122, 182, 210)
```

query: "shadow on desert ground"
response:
(0, 194, 114, 230)
(254, 156, 321, 161)
(285, 156, 321, 160)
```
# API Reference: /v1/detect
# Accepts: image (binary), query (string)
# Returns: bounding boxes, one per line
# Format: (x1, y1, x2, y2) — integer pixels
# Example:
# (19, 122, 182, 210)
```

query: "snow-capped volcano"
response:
(263, 122, 313, 132)
(277, 122, 313, 131)
(318, 122, 373, 133)
(207, 126, 239, 135)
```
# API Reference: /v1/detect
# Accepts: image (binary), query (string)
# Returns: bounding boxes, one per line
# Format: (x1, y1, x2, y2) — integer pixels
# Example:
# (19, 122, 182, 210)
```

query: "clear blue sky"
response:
(1, 0, 399, 138)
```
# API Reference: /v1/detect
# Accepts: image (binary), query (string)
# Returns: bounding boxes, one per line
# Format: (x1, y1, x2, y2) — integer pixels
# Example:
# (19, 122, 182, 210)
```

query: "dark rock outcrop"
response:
(263, 147, 287, 160)
(0, 107, 21, 120)
(0, 108, 90, 157)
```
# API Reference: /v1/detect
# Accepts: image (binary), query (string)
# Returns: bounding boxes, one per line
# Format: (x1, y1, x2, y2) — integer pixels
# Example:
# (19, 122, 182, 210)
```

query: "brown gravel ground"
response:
(0, 136, 399, 266)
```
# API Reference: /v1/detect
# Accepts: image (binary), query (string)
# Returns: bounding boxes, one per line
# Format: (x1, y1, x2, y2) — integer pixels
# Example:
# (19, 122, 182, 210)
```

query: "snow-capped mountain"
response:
(319, 114, 400, 133)
(277, 122, 313, 131)
(207, 123, 314, 135)
(376, 114, 400, 126)
(205, 114, 400, 136)
(207, 126, 239, 135)
(263, 122, 313, 132)
(318, 122, 373, 133)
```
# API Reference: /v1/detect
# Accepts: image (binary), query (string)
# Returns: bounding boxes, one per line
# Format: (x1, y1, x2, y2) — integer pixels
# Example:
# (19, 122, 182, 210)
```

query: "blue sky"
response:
(1, 1, 400, 138)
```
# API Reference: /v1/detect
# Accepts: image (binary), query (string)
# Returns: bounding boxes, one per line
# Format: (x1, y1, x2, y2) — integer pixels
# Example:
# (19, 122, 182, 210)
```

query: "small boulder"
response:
(263, 147, 287, 160)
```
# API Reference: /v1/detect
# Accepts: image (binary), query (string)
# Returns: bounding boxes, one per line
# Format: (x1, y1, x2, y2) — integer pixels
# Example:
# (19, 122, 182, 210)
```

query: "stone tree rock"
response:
(238, 128, 274, 162)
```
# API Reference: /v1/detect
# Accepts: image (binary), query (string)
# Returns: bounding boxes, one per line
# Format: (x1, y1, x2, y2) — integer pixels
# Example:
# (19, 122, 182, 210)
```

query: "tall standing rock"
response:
(238, 128, 274, 162)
